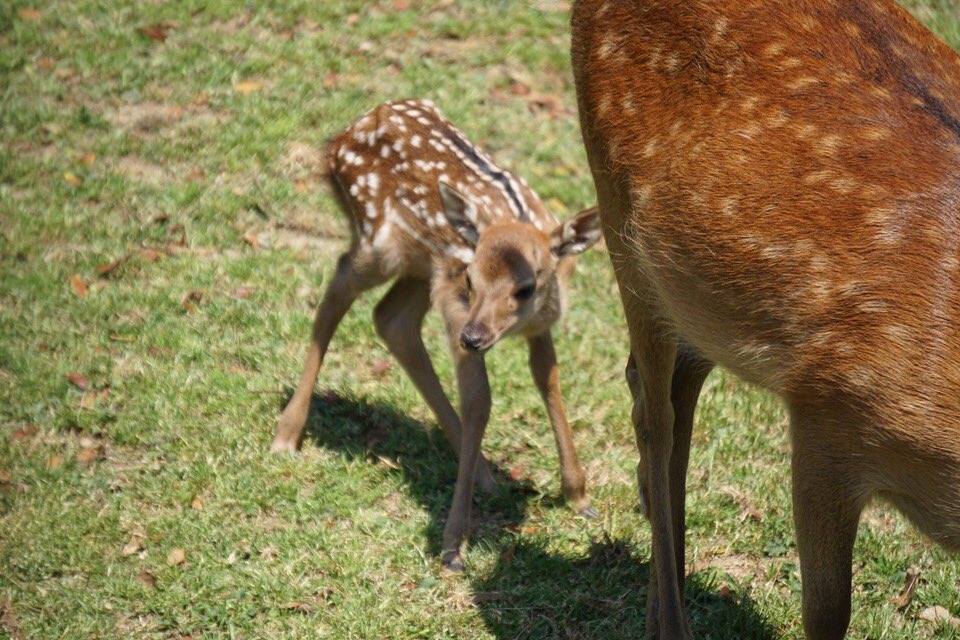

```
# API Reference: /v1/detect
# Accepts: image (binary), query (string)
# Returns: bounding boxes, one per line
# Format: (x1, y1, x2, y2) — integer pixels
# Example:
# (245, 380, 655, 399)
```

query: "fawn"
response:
(572, 0, 960, 637)
(272, 99, 602, 570)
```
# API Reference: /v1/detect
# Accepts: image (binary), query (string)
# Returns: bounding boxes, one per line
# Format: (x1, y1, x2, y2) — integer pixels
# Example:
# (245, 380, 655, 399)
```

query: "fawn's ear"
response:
(550, 206, 602, 258)
(439, 182, 480, 247)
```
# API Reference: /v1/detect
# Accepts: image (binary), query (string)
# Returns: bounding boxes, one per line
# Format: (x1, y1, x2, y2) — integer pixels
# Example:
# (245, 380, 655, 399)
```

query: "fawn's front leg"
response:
(527, 331, 595, 517)
(440, 340, 491, 572)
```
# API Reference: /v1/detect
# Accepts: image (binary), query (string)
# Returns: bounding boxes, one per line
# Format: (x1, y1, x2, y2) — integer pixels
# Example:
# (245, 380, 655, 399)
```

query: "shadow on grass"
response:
(293, 389, 777, 640)
(473, 537, 778, 639)
(295, 388, 536, 558)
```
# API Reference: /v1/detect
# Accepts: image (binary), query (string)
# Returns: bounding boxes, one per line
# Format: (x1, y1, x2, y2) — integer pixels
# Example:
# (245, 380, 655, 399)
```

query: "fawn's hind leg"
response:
(272, 250, 388, 453)
(373, 277, 497, 491)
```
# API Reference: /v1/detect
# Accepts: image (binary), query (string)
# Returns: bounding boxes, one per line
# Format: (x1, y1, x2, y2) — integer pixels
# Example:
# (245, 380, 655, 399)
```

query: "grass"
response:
(1, 0, 959, 638)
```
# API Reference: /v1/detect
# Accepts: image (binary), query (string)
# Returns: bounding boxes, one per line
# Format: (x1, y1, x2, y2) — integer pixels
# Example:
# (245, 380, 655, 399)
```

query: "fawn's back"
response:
(573, 0, 960, 540)
(327, 100, 558, 278)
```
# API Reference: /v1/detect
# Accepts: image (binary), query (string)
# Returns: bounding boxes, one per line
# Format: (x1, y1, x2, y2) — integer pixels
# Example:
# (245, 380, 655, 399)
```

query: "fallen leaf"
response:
(75, 445, 103, 465)
(67, 372, 91, 390)
(919, 605, 960, 626)
(500, 544, 516, 569)
(472, 591, 505, 603)
(138, 24, 168, 42)
(37, 56, 55, 69)
(121, 536, 144, 557)
(507, 465, 525, 481)
(370, 359, 392, 377)
(139, 248, 165, 262)
(96, 258, 124, 277)
(80, 152, 96, 165)
(234, 80, 262, 94)
(393, 0, 410, 9)
(279, 602, 313, 613)
(376, 455, 401, 471)
(135, 570, 156, 588)
(509, 80, 531, 96)
(18, 8, 42, 20)
(10, 426, 38, 444)
(294, 180, 309, 193)
(191, 494, 203, 511)
(181, 290, 204, 312)
(0, 470, 10, 483)
(322, 73, 338, 89)
(70, 274, 88, 297)
(46, 454, 64, 470)
(63, 171, 82, 186)
(894, 566, 922, 611)
(167, 548, 186, 566)
(346, 13, 360, 26)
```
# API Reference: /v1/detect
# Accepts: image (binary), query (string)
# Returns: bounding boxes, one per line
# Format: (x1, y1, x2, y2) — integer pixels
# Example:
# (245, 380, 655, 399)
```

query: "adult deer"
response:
(572, 0, 960, 637)
(272, 100, 602, 570)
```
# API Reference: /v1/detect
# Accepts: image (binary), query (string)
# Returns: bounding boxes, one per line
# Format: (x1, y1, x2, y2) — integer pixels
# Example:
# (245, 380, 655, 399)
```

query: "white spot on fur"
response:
(410, 135, 421, 148)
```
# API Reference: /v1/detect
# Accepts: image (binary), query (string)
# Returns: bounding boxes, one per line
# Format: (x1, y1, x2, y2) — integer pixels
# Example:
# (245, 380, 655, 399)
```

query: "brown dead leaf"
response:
(70, 274, 88, 297)
(138, 24, 168, 42)
(46, 454, 64, 470)
(234, 80, 262, 94)
(370, 359, 392, 377)
(376, 455, 401, 471)
(67, 372, 91, 390)
(121, 536, 144, 557)
(167, 548, 186, 566)
(393, 0, 410, 8)
(919, 605, 960, 627)
(507, 465, 525, 481)
(509, 80, 531, 96)
(500, 544, 516, 569)
(893, 566, 922, 611)
(80, 152, 96, 165)
(139, 247, 165, 262)
(18, 8, 42, 20)
(191, 494, 204, 511)
(96, 258, 125, 277)
(181, 290, 204, 312)
(10, 426, 37, 445)
(346, 13, 360, 26)
(294, 179, 309, 193)
(75, 445, 104, 465)
(279, 602, 314, 613)
(63, 171, 82, 186)
(135, 570, 156, 588)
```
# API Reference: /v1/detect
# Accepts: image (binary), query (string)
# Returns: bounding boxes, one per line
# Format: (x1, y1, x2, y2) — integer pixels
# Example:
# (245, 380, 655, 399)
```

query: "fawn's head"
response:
(438, 183, 602, 352)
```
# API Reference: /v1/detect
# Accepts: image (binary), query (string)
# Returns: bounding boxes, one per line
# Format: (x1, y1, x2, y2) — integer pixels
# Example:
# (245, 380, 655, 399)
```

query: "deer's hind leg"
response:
(272, 248, 389, 453)
(373, 277, 497, 491)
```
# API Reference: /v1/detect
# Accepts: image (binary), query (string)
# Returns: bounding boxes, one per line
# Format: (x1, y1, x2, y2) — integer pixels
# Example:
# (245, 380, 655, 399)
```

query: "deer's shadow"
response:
(293, 389, 777, 639)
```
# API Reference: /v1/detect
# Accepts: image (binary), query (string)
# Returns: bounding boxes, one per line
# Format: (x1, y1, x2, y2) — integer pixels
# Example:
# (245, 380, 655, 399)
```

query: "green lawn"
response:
(2, 1, 959, 638)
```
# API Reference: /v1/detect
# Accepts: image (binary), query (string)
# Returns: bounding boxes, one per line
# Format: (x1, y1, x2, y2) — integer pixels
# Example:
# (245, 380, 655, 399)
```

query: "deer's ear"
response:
(439, 182, 479, 248)
(550, 206, 602, 258)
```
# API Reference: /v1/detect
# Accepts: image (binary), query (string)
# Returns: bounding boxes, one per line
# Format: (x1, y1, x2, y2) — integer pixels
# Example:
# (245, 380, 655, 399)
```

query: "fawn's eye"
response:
(514, 284, 535, 301)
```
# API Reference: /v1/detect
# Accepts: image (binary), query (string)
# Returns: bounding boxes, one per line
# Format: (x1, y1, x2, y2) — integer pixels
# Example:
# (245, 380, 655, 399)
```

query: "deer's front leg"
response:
(440, 346, 490, 572)
(527, 331, 594, 517)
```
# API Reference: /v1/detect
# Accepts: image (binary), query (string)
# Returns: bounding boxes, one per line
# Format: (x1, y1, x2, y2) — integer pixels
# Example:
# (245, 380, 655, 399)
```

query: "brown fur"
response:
(571, 0, 960, 638)
(271, 100, 603, 572)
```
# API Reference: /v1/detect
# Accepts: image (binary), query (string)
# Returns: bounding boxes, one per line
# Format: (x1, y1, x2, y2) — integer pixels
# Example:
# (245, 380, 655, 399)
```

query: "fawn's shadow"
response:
(292, 389, 777, 639)
(295, 389, 535, 557)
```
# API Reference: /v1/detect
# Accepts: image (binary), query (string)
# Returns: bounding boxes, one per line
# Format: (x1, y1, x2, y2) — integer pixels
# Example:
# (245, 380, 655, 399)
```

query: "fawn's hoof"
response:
(579, 505, 599, 520)
(441, 550, 465, 573)
(269, 437, 299, 454)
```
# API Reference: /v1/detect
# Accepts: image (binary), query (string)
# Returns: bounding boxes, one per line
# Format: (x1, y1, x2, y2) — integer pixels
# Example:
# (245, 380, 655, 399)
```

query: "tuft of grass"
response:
(1, 1, 959, 638)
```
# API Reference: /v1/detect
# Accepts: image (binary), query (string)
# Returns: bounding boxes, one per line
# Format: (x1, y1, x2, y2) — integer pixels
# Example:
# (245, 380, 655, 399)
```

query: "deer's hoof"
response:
(579, 505, 599, 520)
(441, 550, 465, 573)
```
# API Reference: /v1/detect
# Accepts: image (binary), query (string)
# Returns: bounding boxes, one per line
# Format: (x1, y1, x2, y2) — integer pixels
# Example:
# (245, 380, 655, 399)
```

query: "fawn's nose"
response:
(460, 322, 492, 352)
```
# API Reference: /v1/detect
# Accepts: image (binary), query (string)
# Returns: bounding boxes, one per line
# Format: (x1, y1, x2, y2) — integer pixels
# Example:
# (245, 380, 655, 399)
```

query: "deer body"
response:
(572, 0, 960, 637)
(272, 100, 601, 570)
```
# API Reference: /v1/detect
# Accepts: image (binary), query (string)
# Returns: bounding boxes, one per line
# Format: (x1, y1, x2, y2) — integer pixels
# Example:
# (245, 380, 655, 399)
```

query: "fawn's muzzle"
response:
(460, 322, 493, 352)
